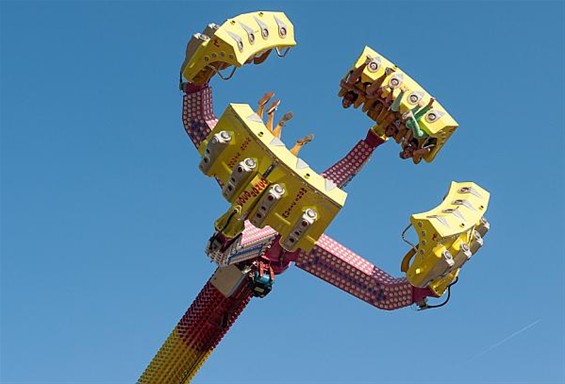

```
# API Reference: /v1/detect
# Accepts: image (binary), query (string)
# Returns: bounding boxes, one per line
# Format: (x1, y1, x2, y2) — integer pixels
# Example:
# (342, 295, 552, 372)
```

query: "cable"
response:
(425, 277, 459, 309)
(205, 65, 237, 81)
(208, 209, 239, 247)
(401, 223, 418, 251)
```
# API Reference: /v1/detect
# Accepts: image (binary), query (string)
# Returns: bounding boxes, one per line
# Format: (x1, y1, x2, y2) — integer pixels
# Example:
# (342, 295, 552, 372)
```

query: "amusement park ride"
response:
(138, 11, 491, 384)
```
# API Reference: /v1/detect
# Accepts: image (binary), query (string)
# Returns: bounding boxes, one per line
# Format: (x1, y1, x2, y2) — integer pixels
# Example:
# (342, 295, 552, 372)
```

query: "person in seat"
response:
(402, 97, 435, 139)
(411, 137, 437, 164)
(340, 58, 371, 108)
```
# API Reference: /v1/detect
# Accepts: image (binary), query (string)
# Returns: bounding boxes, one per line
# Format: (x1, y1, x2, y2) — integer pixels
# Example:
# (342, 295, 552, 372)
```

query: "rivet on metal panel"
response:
(254, 16, 270, 39)
(425, 110, 445, 123)
(389, 73, 404, 88)
(274, 16, 288, 38)
(227, 31, 244, 51)
(238, 22, 255, 44)
(367, 57, 381, 72)
(408, 91, 424, 104)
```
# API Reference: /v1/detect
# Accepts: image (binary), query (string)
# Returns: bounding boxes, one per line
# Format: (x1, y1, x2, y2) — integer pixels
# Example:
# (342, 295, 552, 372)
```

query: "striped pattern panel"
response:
(226, 221, 278, 265)
(321, 140, 375, 188)
(181, 85, 218, 149)
(139, 277, 252, 384)
(227, 239, 272, 265)
(240, 221, 277, 247)
(295, 234, 415, 310)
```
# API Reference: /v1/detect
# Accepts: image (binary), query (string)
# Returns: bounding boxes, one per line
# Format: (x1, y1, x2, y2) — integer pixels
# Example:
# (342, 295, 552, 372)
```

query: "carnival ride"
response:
(138, 11, 491, 384)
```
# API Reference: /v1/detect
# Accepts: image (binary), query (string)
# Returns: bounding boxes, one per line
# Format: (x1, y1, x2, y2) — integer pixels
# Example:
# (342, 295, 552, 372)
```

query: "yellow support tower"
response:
(403, 181, 490, 296)
(181, 11, 296, 85)
(199, 103, 347, 253)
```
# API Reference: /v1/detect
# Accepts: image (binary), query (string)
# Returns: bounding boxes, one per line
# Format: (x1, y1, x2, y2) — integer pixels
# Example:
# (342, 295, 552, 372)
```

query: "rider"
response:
(402, 97, 435, 139)
(290, 134, 314, 156)
(340, 58, 370, 109)
(374, 84, 406, 135)
(256, 93, 293, 138)
(257, 91, 275, 119)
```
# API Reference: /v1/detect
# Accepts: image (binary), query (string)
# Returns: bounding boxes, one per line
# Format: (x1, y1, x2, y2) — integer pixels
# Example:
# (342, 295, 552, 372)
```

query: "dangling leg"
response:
(345, 59, 370, 86)
(365, 68, 394, 98)
(257, 92, 275, 119)
(376, 87, 395, 123)
(272, 112, 294, 138)
(412, 146, 432, 164)
(412, 138, 436, 164)
(367, 100, 384, 121)
(402, 124, 414, 145)
(265, 99, 281, 132)
(394, 123, 407, 143)
(290, 134, 314, 156)
(380, 112, 398, 132)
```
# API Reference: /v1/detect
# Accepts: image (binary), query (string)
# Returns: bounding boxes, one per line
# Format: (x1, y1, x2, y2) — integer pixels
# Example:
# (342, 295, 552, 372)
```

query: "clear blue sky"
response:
(1, 1, 564, 383)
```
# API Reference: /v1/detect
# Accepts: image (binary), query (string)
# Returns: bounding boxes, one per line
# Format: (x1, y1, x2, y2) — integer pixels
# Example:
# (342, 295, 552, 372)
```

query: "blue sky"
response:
(1, 1, 563, 383)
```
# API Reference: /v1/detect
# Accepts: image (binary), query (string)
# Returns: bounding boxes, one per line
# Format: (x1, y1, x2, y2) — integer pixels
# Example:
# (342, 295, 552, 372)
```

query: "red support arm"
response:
(321, 130, 387, 188)
(295, 234, 434, 310)
(181, 83, 218, 150)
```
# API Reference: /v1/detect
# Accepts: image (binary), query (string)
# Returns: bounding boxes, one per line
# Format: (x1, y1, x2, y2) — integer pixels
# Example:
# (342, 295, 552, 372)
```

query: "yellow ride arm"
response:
(339, 46, 459, 163)
(404, 181, 490, 296)
(181, 11, 296, 86)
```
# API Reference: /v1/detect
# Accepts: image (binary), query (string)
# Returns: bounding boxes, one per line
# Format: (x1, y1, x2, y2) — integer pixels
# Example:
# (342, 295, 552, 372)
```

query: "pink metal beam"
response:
(295, 234, 434, 310)
(321, 130, 387, 188)
(181, 83, 217, 150)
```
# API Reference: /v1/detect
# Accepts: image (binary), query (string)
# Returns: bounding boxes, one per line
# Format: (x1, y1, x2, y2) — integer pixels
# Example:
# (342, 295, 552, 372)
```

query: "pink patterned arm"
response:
(295, 234, 434, 310)
(321, 130, 387, 188)
(181, 83, 218, 150)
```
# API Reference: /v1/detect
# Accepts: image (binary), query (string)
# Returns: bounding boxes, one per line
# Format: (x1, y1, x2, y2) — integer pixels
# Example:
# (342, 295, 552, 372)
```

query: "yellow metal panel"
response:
(214, 206, 246, 239)
(405, 181, 490, 294)
(139, 327, 211, 384)
(232, 174, 269, 210)
(411, 181, 489, 239)
(342, 46, 459, 163)
(429, 269, 460, 296)
(201, 103, 347, 252)
(182, 11, 296, 85)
